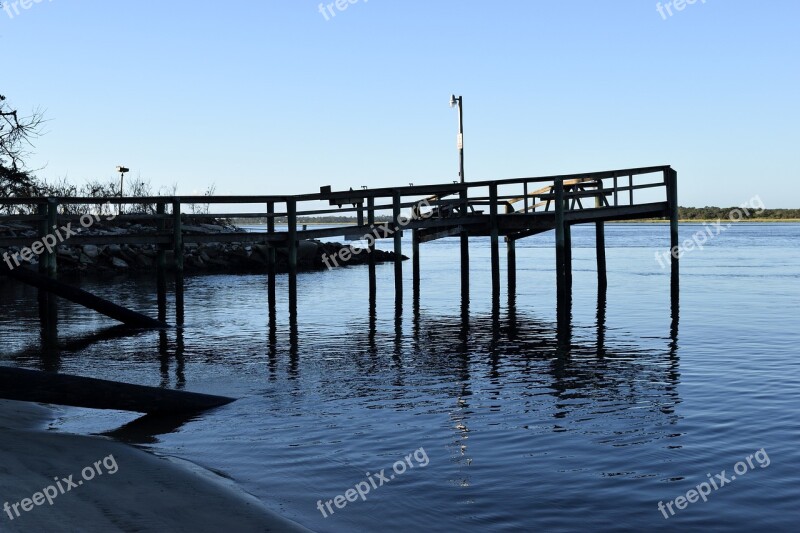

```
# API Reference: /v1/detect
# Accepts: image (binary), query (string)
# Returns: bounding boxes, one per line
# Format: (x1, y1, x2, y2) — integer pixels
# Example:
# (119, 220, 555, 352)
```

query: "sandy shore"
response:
(0, 400, 311, 532)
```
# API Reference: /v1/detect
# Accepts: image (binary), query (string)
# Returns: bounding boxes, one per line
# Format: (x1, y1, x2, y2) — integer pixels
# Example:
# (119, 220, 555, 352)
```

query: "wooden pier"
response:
(0, 165, 679, 332)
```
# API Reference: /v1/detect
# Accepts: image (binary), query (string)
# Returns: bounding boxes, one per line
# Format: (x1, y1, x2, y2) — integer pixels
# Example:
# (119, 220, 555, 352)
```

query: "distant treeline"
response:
(232, 208, 800, 225)
(678, 207, 800, 220)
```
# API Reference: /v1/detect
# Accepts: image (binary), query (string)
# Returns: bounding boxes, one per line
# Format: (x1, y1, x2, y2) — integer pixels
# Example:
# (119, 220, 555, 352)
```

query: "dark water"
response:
(1, 223, 799, 532)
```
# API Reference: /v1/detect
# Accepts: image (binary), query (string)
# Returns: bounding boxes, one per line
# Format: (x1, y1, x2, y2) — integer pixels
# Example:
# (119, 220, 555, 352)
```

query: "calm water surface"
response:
(1, 223, 798, 532)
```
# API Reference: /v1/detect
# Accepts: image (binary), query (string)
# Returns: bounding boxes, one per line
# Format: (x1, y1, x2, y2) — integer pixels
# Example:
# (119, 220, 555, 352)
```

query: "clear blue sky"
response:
(2, 0, 798, 206)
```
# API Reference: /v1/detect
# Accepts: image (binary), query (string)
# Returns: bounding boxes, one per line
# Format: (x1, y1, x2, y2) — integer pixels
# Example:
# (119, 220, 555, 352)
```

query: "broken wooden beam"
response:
(0, 366, 235, 415)
(0, 266, 166, 329)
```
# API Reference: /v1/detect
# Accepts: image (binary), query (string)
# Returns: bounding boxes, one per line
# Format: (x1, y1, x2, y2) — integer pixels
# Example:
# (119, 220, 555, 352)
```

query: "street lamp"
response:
(116, 165, 129, 215)
(449, 95, 464, 183)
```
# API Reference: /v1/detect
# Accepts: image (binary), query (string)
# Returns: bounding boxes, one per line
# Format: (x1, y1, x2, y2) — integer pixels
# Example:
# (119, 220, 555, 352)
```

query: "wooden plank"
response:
(0, 366, 234, 415)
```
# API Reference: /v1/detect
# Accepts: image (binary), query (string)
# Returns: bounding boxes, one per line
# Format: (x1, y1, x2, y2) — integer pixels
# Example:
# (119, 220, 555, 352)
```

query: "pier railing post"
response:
(392, 191, 403, 304)
(489, 183, 500, 300)
(412, 228, 420, 300)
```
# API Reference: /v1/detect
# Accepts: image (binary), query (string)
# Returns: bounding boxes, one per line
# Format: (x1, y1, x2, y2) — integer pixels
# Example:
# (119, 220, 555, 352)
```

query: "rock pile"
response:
(0, 220, 405, 275)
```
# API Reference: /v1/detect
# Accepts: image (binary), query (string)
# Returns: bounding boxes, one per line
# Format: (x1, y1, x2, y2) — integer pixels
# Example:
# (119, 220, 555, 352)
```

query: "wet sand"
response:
(0, 400, 311, 532)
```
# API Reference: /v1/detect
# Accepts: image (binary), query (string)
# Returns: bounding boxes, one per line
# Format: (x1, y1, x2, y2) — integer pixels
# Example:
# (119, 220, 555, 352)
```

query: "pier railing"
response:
(1, 164, 678, 331)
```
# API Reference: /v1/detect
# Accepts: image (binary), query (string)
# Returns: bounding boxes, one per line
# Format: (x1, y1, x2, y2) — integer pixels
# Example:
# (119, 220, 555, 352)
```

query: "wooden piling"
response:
(594, 183, 607, 289)
(266, 201, 277, 317)
(412, 228, 420, 298)
(460, 189, 470, 299)
(367, 196, 377, 299)
(266, 201, 276, 274)
(564, 223, 572, 291)
(555, 179, 567, 304)
(392, 191, 403, 301)
(46, 198, 58, 278)
(37, 203, 49, 276)
(287, 198, 298, 310)
(156, 202, 167, 321)
(505, 203, 516, 290)
(489, 183, 500, 299)
(667, 168, 680, 301)
(172, 199, 184, 324)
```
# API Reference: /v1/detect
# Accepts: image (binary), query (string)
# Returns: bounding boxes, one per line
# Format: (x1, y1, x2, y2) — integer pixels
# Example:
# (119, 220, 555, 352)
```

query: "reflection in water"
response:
(103, 411, 201, 445)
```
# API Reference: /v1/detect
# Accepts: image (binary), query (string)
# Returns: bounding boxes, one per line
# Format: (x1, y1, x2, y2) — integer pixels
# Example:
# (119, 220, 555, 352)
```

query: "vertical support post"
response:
(287, 198, 298, 314)
(505, 203, 516, 292)
(489, 184, 500, 299)
(172, 199, 184, 324)
(266, 201, 277, 321)
(46, 198, 58, 278)
(357, 203, 364, 228)
(266, 202, 276, 274)
(629, 174, 634, 205)
(555, 179, 567, 306)
(412, 228, 420, 298)
(37, 201, 55, 336)
(37, 202, 49, 276)
(595, 184, 607, 290)
(367, 195, 377, 294)
(523, 182, 529, 213)
(613, 173, 619, 206)
(156, 202, 167, 322)
(564, 223, 572, 291)
(667, 168, 680, 303)
(392, 191, 403, 303)
(459, 188, 470, 300)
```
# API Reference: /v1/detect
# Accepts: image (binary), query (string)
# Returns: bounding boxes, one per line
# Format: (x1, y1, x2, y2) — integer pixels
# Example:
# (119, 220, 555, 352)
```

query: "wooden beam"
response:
(1, 266, 165, 328)
(0, 367, 234, 415)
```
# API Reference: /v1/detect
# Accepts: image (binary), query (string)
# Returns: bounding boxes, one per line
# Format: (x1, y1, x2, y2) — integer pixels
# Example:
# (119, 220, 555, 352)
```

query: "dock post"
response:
(37, 202, 49, 276)
(564, 223, 572, 291)
(156, 202, 167, 322)
(555, 179, 567, 315)
(266, 202, 277, 274)
(412, 228, 420, 301)
(505, 204, 516, 292)
(367, 196, 376, 300)
(392, 191, 403, 303)
(287, 198, 298, 313)
(595, 184, 607, 290)
(266, 201, 277, 319)
(172, 199, 184, 324)
(46, 198, 58, 278)
(459, 189, 470, 300)
(489, 183, 500, 300)
(667, 168, 680, 302)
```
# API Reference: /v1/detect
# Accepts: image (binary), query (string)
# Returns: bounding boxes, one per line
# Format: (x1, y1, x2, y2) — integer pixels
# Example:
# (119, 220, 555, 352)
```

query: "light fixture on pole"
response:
(449, 95, 464, 183)
(116, 166, 129, 215)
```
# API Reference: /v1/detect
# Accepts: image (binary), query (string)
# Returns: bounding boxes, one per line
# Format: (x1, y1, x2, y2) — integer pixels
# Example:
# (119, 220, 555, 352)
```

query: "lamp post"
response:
(449, 95, 464, 183)
(116, 166, 129, 215)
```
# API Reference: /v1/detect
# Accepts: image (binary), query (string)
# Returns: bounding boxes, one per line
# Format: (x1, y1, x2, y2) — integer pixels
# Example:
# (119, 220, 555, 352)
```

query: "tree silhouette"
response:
(1, 93, 44, 208)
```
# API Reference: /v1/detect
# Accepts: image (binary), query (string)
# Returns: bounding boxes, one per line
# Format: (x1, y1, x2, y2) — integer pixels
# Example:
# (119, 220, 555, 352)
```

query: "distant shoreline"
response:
(234, 219, 800, 226)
